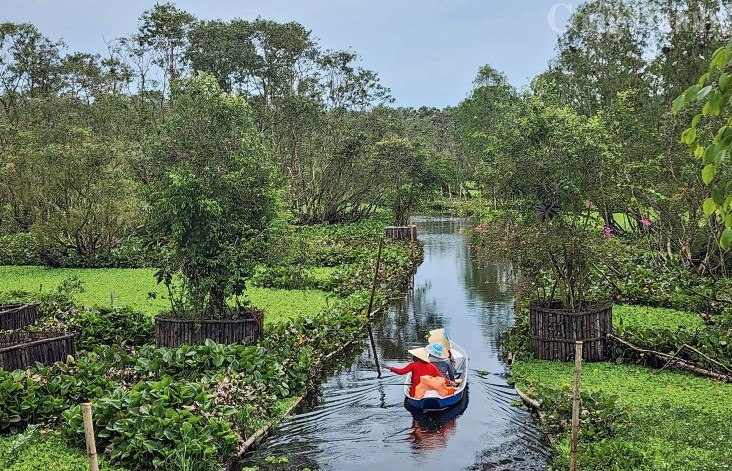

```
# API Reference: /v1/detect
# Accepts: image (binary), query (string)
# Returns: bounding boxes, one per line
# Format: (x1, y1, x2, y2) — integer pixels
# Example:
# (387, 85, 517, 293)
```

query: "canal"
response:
(239, 216, 551, 470)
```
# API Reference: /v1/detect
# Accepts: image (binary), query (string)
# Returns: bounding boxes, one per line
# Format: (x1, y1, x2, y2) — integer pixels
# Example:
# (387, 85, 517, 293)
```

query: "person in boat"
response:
(386, 347, 442, 397)
(426, 342, 456, 384)
(428, 328, 455, 369)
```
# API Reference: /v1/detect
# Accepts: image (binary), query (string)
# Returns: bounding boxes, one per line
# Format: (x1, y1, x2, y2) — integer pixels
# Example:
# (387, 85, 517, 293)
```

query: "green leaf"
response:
(710, 46, 730, 71)
(721, 73, 731, 92)
(703, 144, 719, 164)
(703, 198, 718, 216)
(712, 185, 725, 205)
(708, 89, 724, 115)
(717, 149, 728, 167)
(699, 72, 710, 87)
(702, 164, 716, 185)
(691, 113, 702, 128)
(672, 94, 686, 114)
(681, 127, 697, 145)
(720, 227, 732, 249)
(685, 84, 702, 104)
(697, 85, 713, 100)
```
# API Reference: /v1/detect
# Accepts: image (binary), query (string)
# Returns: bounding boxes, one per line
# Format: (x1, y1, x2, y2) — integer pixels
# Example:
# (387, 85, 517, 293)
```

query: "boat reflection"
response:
(404, 385, 469, 451)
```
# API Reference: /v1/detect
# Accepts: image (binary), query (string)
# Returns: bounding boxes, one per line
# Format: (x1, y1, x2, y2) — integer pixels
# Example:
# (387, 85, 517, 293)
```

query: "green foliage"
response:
(373, 136, 438, 226)
(613, 304, 705, 332)
(532, 384, 632, 442)
(0, 432, 127, 471)
(43, 306, 154, 351)
(63, 378, 237, 469)
(0, 233, 41, 265)
(144, 73, 281, 319)
(513, 359, 732, 470)
(677, 40, 732, 249)
(0, 266, 172, 313)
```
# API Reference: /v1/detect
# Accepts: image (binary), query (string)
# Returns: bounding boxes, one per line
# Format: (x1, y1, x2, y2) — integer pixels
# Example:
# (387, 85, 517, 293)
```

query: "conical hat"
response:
(428, 328, 451, 354)
(408, 347, 430, 363)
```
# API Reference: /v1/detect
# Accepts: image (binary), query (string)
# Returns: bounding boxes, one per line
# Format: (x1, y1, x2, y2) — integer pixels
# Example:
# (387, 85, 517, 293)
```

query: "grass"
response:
(511, 304, 724, 469)
(0, 266, 331, 325)
(512, 359, 732, 470)
(0, 432, 127, 471)
(613, 304, 706, 332)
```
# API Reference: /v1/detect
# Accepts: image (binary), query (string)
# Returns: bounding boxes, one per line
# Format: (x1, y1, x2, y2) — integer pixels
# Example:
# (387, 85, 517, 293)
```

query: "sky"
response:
(2, 1, 578, 108)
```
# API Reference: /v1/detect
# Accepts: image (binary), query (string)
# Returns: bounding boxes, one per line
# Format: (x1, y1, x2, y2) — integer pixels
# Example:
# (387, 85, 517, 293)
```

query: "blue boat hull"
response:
(406, 388, 464, 411)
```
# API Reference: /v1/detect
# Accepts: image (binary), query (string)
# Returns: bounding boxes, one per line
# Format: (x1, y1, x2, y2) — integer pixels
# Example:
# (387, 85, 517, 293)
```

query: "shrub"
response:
(0, 233, 41, 266)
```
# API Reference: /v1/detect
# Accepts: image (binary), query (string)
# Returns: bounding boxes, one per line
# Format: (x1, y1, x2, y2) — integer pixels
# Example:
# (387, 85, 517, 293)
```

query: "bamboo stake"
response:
(82, 402, 99, 471)
(110, 291, 115, 307)
(570, 341, 583, 471)
(367, 237, 384, 377)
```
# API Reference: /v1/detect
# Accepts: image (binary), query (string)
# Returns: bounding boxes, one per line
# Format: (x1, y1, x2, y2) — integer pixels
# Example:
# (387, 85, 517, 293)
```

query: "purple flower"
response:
(604, 225, 613, 239)
(640, 218, 652, 228)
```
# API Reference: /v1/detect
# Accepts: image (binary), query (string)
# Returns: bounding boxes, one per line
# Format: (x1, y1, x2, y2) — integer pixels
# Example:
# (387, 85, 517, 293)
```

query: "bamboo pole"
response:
(366, 237, 384, 318)
(366, 237, 384, 377)
(110, 291, 115, 307)
(570, 341, 583, 471)
(82, 403, 99, 471)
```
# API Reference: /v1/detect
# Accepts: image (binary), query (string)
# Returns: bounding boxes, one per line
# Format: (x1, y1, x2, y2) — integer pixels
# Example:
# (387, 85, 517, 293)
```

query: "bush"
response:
(532, 384, 632, 442)
(63, 378, 238, 469)
(0, 233, 42, 265)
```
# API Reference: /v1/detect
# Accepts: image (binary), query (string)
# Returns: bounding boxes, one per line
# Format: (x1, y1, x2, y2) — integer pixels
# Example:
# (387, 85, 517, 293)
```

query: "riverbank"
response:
(509, 303, 732, 470)
(0, 218, 422, 470)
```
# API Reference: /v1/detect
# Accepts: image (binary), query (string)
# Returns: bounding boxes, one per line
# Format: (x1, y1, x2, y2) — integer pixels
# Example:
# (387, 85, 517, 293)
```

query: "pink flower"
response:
(640, 218, 652, 228)
(604, 225, 613, 239)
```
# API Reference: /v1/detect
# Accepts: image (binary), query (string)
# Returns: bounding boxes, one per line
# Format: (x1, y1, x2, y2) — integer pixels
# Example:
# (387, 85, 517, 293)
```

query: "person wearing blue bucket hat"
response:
(427, 342, 456, 383)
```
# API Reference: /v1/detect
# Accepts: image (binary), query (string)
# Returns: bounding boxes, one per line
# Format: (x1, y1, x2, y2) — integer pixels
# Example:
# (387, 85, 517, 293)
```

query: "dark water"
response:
(239, 216, 550, 470)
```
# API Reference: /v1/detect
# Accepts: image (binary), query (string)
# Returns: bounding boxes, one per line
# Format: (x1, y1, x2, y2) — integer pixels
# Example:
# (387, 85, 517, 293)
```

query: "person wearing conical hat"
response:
(428, 328, 455, 368)
(386, 346, 442, 397)
(426, 342, 456, 383)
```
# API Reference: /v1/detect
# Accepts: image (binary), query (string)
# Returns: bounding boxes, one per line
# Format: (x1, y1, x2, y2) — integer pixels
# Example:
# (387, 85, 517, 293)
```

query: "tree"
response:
(145, 74, 281, 317)
(374, 136, 436, 226)
(453, 65, 516, 199)
(676, 40, 732, 249)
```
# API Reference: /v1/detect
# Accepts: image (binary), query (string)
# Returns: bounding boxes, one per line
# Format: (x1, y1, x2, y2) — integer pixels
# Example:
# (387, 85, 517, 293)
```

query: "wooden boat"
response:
(404, 342, 468, 412)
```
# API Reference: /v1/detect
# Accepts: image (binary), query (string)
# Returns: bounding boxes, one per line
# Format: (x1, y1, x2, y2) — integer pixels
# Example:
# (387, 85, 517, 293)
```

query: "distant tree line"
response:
(0, 4, 459, 266)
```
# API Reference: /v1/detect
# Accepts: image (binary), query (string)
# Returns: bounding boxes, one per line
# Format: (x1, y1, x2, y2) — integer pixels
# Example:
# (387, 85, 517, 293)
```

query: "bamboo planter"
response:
(0, 303, 40, 331)
(385, 226, 417, 241)
(529, 301, 613, 362)
(0, 332, 75, 371)
(155, 309, 263, 348)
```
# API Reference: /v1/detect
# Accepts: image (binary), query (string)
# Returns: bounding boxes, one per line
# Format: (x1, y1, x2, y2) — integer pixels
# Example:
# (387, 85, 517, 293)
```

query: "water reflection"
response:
(405, 387, 469, 452)
(239, 216, 550, 470)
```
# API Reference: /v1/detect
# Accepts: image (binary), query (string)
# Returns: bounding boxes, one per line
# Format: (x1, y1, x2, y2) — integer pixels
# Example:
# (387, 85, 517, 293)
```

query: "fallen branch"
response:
(609, 334, 732, 383)
(681, 343, 732, 375)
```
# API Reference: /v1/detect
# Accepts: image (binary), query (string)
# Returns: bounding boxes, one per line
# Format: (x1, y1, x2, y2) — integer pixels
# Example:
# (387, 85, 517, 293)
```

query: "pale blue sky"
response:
(2, 1, 578, 107)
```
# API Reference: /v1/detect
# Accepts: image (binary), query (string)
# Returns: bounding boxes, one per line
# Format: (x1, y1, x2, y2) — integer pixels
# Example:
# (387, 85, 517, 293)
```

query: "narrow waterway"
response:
(239, 216, 550, 470)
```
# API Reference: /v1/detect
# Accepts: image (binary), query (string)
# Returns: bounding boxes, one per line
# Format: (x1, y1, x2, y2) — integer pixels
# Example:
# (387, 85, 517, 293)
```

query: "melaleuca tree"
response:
(145, 74, 281, 317)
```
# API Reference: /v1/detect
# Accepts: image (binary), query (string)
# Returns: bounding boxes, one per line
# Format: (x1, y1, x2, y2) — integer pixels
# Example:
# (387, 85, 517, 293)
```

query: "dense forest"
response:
(0, 3, 459, 270)
(2, 1, 730, 277)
